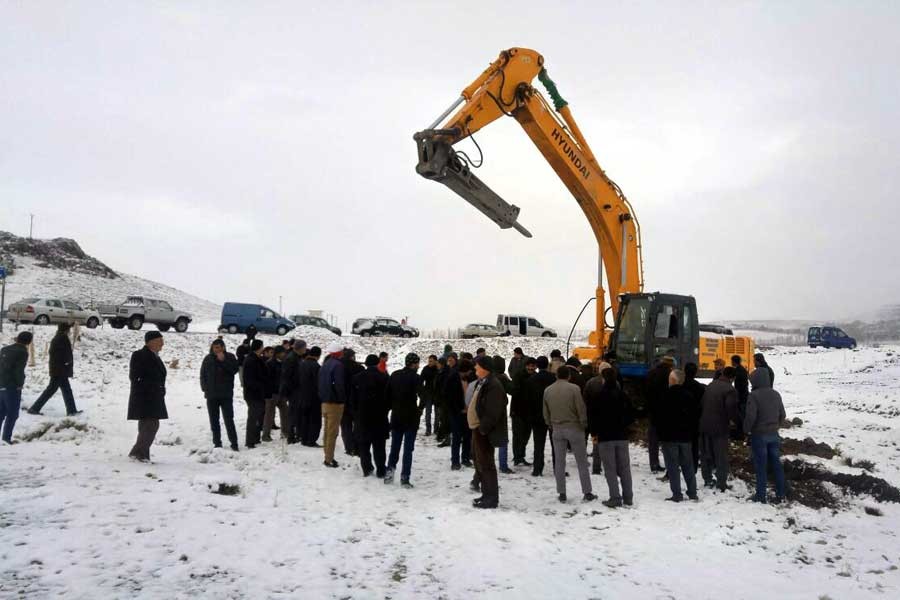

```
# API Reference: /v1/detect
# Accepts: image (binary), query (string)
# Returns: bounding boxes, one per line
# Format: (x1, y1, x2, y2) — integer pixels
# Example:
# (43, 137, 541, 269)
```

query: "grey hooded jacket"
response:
(744, 369, 786, 436)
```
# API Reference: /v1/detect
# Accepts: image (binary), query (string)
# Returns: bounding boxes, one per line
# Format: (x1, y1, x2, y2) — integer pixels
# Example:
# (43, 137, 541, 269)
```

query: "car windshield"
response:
(614, 298, 650, 363)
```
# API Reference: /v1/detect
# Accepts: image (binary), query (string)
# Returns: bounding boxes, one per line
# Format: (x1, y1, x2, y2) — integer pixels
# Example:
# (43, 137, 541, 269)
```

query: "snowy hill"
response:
(0, 231, 221, 323)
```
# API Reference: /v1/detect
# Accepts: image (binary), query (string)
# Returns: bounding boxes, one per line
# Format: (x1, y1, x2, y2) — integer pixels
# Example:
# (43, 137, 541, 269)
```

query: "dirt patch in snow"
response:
(781, 437, 838, 459)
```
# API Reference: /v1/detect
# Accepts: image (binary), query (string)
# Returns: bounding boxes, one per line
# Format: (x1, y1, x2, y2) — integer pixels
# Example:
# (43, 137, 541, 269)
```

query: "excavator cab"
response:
(607, 293, 700, 379)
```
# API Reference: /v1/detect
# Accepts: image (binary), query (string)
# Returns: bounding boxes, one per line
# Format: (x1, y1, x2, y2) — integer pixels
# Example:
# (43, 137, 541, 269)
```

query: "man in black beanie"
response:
(351, 354, 390, 477)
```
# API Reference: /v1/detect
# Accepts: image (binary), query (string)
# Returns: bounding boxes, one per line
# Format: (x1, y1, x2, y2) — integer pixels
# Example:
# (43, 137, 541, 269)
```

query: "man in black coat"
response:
(699, 367, 738, 490)
(587, 367, 634, 508)
(732, 355, 750, 439)
(645, 356, 673, 473)
(279, 340, 307, 444)
(682, 362, 707, 473)
(242, 339, 267, 448)
(351, 354, 390, 477)
(0, 331, 33, 444)
(341, 349, 364, 456)
(297, 346, 322, 446)
(657, 369, 699, 502)
(418, 355, 439, 436)
(526, 356, 556, 476)
(200, 338, 240, 450)
(510, 357, 536, 466)
(384, 353, 421, 487)
(29, 323, 80, 416)
(262, 346, 288, 442)
(470, 356, 509, 509)
(127, 331, 168, 461)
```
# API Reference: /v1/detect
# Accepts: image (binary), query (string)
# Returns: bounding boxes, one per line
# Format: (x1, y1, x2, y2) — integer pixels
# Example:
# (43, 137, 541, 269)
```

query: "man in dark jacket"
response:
(745, 368, 787, 503)
(319, 341, 347, 467)
(526, 356, 556, 476)
(235, 325, 257, 385)
(351, 354, 390, 477)
(683, 362, 706, 473)
(242, 339, 267, 449)
(29, 323, 80, 416)
(645, 356, 673, 473)
(435, 354, 455, 446)
(699, 367, 738, 490)
(491, 355, 513, 474)
(470, 355, 508, 509)
(657, 369, 699, 502)
(262, 346, 288, 442)
(341, 348, 364, 456)
(587, 366, 634, 508)
(0, 331, 33, 444)
(419, 355, 439, 436)
(508, 347, 526, 382)
(753, 353, 775, 389)
(510, 357, 536, 467)
(279, 339, 307, 443)
(385, 353, 421, 487)
(127, 331, 168, 461)
(297, 346, 322, 446)
(200, 338, 240, 450)
(446, 356, 472, 469)
(732, 355, 750, 438)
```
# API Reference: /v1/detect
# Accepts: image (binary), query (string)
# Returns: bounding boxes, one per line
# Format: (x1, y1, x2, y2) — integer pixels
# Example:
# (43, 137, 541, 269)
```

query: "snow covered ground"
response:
(1, 328, 898, 599)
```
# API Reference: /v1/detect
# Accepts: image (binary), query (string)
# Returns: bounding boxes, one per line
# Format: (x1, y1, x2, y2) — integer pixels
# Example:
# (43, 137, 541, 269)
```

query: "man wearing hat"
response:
(469, 355, 508, 508)
(384, 353, 422, 487)
(351, 354, 390, 477)
(319, 341, 347, 467)
(127, 331, 168, 461)
(0, 331, 33, 444)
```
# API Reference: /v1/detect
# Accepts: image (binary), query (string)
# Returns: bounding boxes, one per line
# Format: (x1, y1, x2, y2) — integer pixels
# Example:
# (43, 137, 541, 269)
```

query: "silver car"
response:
(8, 298, 102, 328)
(460, 323, 502, 339)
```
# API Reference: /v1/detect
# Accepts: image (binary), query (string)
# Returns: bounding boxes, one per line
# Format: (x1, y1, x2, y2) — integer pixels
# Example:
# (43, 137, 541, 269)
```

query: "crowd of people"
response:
(0, 326, 788, 508)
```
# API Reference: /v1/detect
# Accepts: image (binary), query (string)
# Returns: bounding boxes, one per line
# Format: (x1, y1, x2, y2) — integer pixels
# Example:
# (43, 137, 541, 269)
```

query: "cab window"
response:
(47, 299, 63, 308)
(63, 301, 79, 310)
(654, 305, 677, 339)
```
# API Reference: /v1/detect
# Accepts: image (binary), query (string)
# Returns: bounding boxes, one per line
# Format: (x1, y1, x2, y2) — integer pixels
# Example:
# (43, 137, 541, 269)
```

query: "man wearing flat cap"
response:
(127, 331, 168, 462)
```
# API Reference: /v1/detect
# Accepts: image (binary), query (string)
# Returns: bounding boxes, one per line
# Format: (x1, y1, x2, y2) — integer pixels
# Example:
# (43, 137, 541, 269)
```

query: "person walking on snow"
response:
(0, 331, 33, 444)
(28, 323, 81, 416)
(384, 353, 422, 488)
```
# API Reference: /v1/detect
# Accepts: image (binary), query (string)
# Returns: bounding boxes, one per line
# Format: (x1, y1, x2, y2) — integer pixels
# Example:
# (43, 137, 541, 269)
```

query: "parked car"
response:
(353, 317, 419, 338)
(289, 314, 342, 336)
(496, 314, 557, 337)
(99, 296, 193, 332)
(220, 302, 295, 335)
(808, 326, 857, 349)
(8, 298, 101, 328)
(460, 323, 502, 339)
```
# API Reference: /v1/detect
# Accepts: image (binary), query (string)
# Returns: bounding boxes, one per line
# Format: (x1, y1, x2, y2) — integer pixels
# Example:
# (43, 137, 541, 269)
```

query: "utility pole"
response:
(29, 214, 34, 240)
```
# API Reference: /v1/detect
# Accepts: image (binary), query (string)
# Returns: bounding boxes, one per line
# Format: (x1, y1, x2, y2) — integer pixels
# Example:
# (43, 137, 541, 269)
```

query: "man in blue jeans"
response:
(385, 353, 422, 488)
(0, 332, 34, 444)
(744, 368, 787, 503)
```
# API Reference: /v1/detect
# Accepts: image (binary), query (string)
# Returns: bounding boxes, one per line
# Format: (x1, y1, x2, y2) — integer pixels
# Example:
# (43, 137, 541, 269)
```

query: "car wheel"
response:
(35, 314, 50, 326)
(850, 342, 857, 349)
(809, 345, 817, 349)
(174, 319, 189, 333)
(361, 331, 371, 338)
(227, 324, 239, 334)
(157, 324, 171, 332)
(128, 316, 144, 330)
(402, 332, 411, 338)
(85, 317, 100, 329)
(823, 343, 831, 349)
(276, 325, 288, 336)
(542, 331, 553, 337)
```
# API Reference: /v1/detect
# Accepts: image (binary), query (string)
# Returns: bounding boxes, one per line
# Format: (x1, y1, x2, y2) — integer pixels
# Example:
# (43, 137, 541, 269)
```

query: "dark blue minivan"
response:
(219, 302, 296, 335)
(808, 326, 857, 349)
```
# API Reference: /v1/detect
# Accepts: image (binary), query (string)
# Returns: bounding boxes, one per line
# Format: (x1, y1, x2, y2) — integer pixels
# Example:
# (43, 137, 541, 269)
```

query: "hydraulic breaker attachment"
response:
(414, 130, 532, 238)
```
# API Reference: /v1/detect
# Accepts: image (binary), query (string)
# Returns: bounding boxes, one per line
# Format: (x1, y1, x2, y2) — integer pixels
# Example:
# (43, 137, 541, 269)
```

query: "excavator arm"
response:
(414, 47, 644, 356)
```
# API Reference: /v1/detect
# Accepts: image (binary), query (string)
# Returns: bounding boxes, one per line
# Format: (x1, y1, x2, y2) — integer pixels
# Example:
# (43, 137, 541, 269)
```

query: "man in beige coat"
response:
(543, 366, 596, 503)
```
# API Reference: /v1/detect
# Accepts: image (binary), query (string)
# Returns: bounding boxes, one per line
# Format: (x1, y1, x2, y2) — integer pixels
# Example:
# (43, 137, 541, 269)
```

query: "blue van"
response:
(219, 302, 296, 335)
(808, 326, 857, 349)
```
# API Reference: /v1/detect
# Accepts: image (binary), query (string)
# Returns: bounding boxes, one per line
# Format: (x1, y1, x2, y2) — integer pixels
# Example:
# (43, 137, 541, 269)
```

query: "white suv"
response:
(8, 298, 102, 328)
(496, 314, 557, 337)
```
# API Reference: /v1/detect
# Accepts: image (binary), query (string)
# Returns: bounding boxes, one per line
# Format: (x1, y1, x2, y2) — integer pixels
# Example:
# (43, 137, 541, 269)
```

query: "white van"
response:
(496, 314, 557, 338)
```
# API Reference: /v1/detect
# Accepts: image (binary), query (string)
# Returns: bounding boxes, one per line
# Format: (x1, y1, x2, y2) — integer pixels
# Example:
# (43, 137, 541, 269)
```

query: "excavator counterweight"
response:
(414, 131, 532, 238)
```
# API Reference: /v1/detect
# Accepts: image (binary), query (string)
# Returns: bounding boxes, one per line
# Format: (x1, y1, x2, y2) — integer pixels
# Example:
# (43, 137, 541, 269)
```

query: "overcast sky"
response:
(2, 1, 898, 331)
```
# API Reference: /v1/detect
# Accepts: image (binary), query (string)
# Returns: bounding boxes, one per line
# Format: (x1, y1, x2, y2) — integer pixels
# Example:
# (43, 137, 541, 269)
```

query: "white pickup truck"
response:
(99, 296, 193, 332)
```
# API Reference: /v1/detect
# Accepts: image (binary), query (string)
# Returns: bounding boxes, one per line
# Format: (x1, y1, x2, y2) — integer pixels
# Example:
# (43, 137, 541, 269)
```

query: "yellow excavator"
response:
(414, 47, 754, 380)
